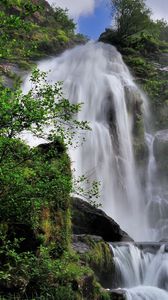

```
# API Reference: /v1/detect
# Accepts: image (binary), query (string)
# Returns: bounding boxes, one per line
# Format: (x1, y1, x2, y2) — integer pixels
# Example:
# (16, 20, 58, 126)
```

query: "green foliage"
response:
(73, 174, 101, 208)
(0, 1, 105, 299)
(111, 0, 152, 39)
(0, 138, 71, 226)
(124, 55, 156, 77)
(1, 0, 41, 14)
(74, 236, 114, 294)
(156, 19, 168, 43)
(123, 47, 168, 130)
(0, 69, 90, 255)
(57, 29, 70, 43)
(0, 69, 94, 298)
(99, 292, 111, 300)
(108, 0, 168, 55)
(0, 0, 77, 62)
(0, 10, 37, 59)
(0, 230, 37, 297)
(86, 241, 113, 273)
(143, 77, 168, 129)
(0, 231, 91, 299)
(144, 79, 168, 100)
(125, 30, 160, 53)
(0, 69, 89, 143)
(53, 7, 76, 33)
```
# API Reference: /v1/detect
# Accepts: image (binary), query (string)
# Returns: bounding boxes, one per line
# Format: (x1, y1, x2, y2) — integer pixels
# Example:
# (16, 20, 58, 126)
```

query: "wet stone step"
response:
(110, 242, 168, 254)
(109, 289, 126, 300)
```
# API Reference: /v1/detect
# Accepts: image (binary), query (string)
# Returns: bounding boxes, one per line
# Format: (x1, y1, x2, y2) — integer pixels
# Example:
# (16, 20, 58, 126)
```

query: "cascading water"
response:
(111, 243, 168, 299)
(22, 42, 148, 240)
(22, 41, 168, 298)
(145, 133, 168, 242)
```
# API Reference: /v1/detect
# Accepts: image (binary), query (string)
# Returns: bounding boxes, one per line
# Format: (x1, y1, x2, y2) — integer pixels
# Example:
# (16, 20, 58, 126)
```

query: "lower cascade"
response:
(111, 243, 168, 299)
(22, 41, 168, 298)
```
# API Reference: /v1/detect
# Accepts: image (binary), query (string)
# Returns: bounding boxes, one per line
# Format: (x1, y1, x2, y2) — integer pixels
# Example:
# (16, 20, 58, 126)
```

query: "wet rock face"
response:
(72, 198, 132, 242)
(72, 234, 92, 254)
(109, 289, 126, 300)
(153, 129, 168, 177)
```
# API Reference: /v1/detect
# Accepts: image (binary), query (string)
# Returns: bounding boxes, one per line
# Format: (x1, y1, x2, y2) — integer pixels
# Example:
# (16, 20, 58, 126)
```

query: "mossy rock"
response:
(73, 234, 114, 289)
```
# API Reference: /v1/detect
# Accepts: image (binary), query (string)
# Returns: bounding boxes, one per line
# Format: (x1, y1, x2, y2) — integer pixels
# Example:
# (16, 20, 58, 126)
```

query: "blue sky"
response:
(47, 0, 168, 40)
(78, 1, 111, 39)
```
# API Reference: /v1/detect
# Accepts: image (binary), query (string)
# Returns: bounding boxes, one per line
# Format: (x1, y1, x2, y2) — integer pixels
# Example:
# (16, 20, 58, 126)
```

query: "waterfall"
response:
(111, 244, 168, 299)
(22, 41, 168, 298)
(22, 41, 168, 242)
(126, 286, 168, 300)
(22, 42, 149, 240)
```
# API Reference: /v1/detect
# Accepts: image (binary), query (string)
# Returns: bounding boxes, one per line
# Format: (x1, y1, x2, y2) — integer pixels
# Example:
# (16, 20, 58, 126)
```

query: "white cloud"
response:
(146, 0, 168, 21)
(46, 0, 99, 18)
(46, 0, 168, 24)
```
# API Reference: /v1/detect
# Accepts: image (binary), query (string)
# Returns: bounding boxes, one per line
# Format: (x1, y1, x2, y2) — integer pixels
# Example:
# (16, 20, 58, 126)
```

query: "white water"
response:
(111, 244, 168, 299)
(145, 133, 168, 242)
(126, 286, 168, 300)
(22, 42, 149, 240)
(22, 41, 168, 298)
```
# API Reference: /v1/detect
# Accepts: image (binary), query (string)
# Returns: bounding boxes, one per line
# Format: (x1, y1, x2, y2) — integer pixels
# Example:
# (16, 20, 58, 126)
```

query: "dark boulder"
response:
(37, 140, 66, 158)
(72, 198, 132, 242)
(109, 289, 126, 300)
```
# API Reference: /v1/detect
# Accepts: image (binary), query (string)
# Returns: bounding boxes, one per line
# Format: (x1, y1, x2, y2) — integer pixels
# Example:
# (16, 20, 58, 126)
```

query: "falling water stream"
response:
(22, 42, 168, 299)
(111, 244, 168, 299)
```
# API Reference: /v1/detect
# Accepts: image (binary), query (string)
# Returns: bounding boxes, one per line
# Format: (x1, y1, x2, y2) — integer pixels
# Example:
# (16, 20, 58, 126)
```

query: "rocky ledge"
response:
(72, 197, 132, 242)
(109, 289, 126, 300)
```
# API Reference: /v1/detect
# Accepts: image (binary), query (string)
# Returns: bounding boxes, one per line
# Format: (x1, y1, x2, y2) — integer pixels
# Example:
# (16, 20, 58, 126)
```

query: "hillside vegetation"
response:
(0, 0, 84, 63)
(100, 0, 168, 130)
(0, 1, 108, 299)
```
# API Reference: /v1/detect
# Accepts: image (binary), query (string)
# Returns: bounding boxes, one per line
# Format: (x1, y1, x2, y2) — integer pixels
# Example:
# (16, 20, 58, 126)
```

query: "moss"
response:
(41, 207, 52, 244)
(99, 291, 111, 300)
(124, 55, 157, 78)
(88, 241, 113, 272)
(17, 60, 35, 70)
(75, 236, 114, 289)
(57, 29, 70, 43)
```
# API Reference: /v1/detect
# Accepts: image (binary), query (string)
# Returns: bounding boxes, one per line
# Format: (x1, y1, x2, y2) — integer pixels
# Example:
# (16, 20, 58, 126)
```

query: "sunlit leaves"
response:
(0, 69, 90, 145)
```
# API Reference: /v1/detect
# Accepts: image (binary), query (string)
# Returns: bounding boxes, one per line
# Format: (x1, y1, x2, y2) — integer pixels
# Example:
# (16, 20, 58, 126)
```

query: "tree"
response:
(53, 7, 76, 34)
(0, 69, 90, 239)
(0, 69, 89, 145)
(0, 68, 90, 217)
(111, 0, 152, 39)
